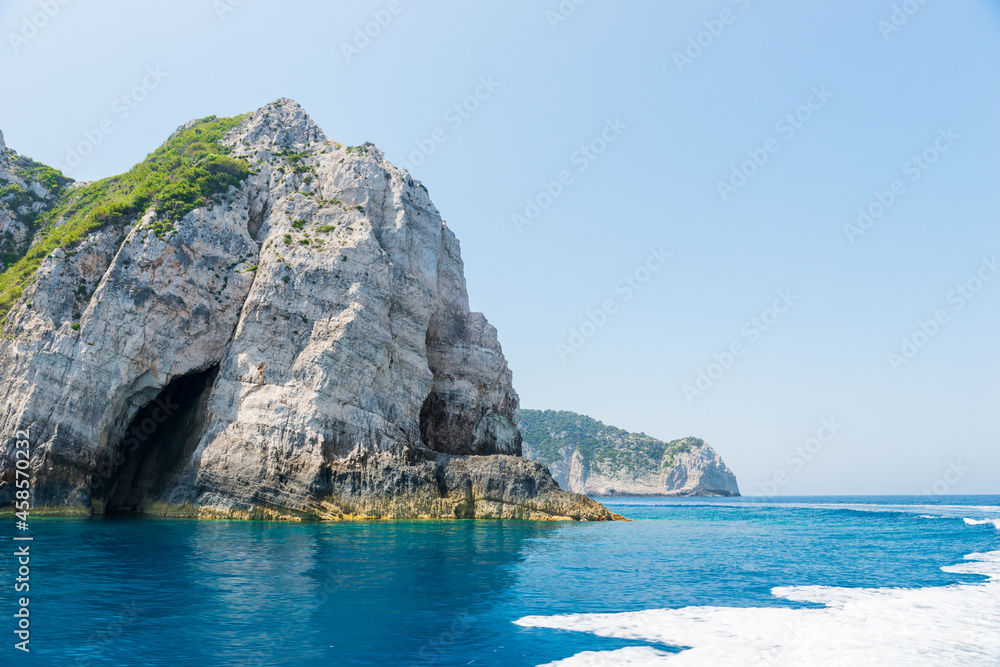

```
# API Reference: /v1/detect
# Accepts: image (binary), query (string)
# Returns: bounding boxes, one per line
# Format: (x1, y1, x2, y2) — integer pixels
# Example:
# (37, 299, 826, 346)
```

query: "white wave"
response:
(540, 647, 676, 666)
(516, 551, 1000, 666)
(603, 500, 1000, 521)
(964, 518, 1000, 530)
(763, 503, 1000, 519)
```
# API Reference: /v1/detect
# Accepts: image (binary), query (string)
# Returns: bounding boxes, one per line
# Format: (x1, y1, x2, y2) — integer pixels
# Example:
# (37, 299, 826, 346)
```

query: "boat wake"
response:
(516, 551, 1000, 666)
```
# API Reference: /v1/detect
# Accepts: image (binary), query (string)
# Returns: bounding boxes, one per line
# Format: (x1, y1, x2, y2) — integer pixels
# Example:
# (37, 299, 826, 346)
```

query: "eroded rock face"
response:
(660, 443, 741, 497)
(526, 437, 741, 497)
(0, 100, 621, 521)
(519, 409, 740, 497)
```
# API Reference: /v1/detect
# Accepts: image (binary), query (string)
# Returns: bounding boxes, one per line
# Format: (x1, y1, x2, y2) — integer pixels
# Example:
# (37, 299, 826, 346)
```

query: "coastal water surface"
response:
(9, 496, 999, 665)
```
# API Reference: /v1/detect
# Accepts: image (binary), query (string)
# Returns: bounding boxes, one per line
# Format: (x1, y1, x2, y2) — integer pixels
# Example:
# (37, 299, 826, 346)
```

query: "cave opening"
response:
(95, 365, 218, 514)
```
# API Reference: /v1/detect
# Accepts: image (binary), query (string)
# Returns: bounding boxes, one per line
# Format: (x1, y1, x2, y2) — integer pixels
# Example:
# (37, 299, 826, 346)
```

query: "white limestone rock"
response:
(0, 101, 621, 522)
(519, 408, 740, 497)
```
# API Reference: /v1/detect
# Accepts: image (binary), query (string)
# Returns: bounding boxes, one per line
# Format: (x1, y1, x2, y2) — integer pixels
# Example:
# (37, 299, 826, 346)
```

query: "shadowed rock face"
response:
(0, 100, 622, 522)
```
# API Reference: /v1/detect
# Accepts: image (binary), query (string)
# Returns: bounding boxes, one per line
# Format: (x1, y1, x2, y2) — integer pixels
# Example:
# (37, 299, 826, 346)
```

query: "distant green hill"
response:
(516, 408, 740, 497)
(516, 408, 699, 475)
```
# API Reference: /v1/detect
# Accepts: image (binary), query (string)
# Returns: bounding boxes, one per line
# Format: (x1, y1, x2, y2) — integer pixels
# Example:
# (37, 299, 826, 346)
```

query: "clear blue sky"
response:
(2, 0, 997, 495)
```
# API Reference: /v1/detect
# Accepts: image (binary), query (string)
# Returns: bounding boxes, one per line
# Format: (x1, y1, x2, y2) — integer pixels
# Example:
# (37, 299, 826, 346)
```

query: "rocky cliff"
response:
(0, 131, 72, 271)
(0, 100, 621, 522)
(519, 409, 740, 497)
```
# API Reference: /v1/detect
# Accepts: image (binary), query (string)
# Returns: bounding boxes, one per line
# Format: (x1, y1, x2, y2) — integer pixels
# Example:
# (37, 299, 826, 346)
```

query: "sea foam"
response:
(516, 551, 1000, 666)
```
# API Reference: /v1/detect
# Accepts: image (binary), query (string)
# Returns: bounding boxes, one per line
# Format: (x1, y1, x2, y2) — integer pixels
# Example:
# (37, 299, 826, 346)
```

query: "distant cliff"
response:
(518, 409, 740, 497)
(0, 100, 622, 522)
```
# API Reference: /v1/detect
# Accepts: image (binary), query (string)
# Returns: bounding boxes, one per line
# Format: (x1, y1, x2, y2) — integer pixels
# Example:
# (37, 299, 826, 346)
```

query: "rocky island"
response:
(519, 409, 740, 497)
(0, 100, 622, 522)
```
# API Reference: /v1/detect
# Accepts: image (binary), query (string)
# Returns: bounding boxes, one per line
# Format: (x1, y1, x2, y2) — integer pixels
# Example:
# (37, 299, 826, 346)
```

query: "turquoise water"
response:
(7, 496, 999, 665)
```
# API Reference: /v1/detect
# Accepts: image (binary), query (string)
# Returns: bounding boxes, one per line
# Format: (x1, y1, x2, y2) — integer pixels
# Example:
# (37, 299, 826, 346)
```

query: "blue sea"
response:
(7, 496, 999, 665)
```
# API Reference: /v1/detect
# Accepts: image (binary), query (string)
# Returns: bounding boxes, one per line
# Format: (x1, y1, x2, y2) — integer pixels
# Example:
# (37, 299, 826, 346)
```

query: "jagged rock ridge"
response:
(0, 100, 622, 521)
(519, 409, 740, 497)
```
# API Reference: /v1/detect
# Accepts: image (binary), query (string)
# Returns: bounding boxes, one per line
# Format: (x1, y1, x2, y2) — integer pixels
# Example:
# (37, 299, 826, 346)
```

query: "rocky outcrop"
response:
(532, 438, 742, 497)
(0, 136, 70, 263)
(0, 100, 623, 522)
(520, 409, 740, 497)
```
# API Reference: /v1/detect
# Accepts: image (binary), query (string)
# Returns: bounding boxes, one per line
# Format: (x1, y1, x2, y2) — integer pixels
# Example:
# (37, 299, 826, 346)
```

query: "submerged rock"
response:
(0, 100, 623, 522)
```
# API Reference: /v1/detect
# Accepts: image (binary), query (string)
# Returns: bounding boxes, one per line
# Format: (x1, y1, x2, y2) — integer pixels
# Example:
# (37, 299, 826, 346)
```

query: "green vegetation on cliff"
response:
(517, 408, 699, 474)
(10, 155, 73, 194)
(0, 155, 74, 269)
(0, 114, 250, 325)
